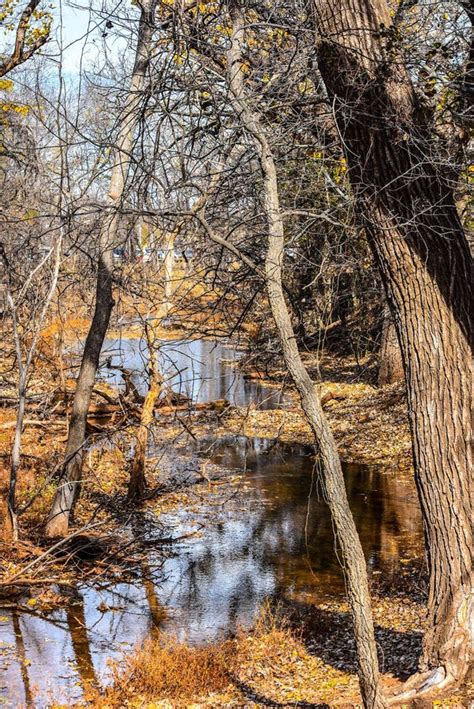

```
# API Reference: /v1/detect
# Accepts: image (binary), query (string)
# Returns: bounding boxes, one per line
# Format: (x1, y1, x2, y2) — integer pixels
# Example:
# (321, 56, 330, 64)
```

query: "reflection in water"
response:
(66, 595, 97, 691)
(149, 437, 422, 642)
(100, 337, 287, 409)
(0, 606, 84, 706)
(142, 559, 168, 632)
(11, 611, 32, 708)
(0, 438, 422, 706)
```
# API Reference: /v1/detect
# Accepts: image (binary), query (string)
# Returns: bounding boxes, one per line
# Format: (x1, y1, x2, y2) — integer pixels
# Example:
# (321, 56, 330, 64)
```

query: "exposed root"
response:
(387, 666, 455, 705)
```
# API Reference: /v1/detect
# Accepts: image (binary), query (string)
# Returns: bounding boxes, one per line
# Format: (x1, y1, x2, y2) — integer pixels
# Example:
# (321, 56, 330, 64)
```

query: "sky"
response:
(56, 1, 99, 74)
(55, 0, 131, 76)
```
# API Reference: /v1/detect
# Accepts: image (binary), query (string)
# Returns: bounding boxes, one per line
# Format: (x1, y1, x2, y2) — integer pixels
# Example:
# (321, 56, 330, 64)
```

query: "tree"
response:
(225, 4, 386, 706)
(0, 0, 51, 77)
(0, 69, 68, 539)
(45, 0, 158, 537)
(312, 0, 473, 693)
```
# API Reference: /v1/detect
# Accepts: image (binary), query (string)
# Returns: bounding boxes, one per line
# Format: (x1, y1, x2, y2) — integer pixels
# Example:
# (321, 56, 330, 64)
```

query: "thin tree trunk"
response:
(3, 230, 63, 540)
(378, 304, 404, 386)
(45, 246, 115, 537)
(162, 231, 176, 319)
(313, 0, 473, 689)
(227, 6, 386, 707)
(127, 321, 161, 502)
(45, 0, 157, 537)
(8, 370, 26, 541)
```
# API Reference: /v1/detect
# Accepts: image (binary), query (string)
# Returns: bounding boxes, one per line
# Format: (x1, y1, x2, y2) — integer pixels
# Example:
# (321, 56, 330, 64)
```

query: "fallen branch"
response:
(0, 577, 74, 587)
(0, 521, 106, 586)
(0, 418, 65, 430)
(141, 528, 203, 546)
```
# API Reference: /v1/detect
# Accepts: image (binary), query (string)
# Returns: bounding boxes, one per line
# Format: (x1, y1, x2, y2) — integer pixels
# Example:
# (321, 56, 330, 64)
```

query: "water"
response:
(99, 337, 288, 409)
(0, 339, 423, 706)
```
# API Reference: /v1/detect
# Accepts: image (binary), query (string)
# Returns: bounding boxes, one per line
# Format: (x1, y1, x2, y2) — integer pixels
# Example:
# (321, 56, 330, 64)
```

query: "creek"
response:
(0, 338, 423, 707)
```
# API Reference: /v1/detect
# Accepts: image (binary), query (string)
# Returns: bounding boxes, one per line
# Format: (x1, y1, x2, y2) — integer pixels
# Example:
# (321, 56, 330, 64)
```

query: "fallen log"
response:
(155, 398, 229, 416)
(155, 390, 192, 407)
(0, 419, 66, 431)
(53, 402, 124, 417)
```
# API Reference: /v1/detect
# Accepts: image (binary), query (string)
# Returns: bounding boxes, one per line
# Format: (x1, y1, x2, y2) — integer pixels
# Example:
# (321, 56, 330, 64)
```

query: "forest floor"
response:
(0, 302, 472, 707)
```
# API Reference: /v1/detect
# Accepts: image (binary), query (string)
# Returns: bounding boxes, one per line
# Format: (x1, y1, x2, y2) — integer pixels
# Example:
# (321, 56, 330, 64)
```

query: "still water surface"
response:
(0, 340, 422, 706)
(101, 337, 288, 408)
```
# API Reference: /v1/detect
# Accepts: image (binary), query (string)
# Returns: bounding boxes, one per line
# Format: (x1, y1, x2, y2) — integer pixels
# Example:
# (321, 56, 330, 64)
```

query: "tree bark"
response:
(45, 0, 157, 537)
(313, 0, 473, 688)
(227, 5, 386, 707)
(378, 304, 404, 386)
(45, 247, 115, 537)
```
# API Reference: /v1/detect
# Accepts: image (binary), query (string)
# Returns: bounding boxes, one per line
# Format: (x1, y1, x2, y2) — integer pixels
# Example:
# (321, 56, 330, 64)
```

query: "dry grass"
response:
(88, 606, 361, 707)
(234, 608, 359, 706)
(91, 635, 234, 707)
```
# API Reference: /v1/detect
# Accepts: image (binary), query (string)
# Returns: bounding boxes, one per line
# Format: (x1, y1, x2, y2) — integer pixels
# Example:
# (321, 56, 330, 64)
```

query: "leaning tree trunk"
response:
(45, 244, 115, 537)
(45, 0, 157, 537)
(227, 5, 386, 707)
(377, 304, 403, 386)
(313, 0, 473, 689)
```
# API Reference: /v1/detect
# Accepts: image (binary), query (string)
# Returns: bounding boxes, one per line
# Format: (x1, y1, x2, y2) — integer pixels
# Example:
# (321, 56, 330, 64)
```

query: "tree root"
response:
(387, 666, 455, 705)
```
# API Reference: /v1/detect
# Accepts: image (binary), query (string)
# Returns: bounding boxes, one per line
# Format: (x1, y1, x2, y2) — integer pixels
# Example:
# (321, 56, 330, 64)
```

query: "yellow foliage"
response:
(1, 102, 29, 116)
(215, 23, 231, 36)
(0, 0, 18, 25)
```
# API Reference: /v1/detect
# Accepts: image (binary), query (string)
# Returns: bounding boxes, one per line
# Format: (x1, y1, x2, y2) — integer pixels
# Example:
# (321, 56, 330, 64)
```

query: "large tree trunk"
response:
(313, 0, 473, 689)
(45, 0, 157, 538)
(227, 5, 386, 707)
